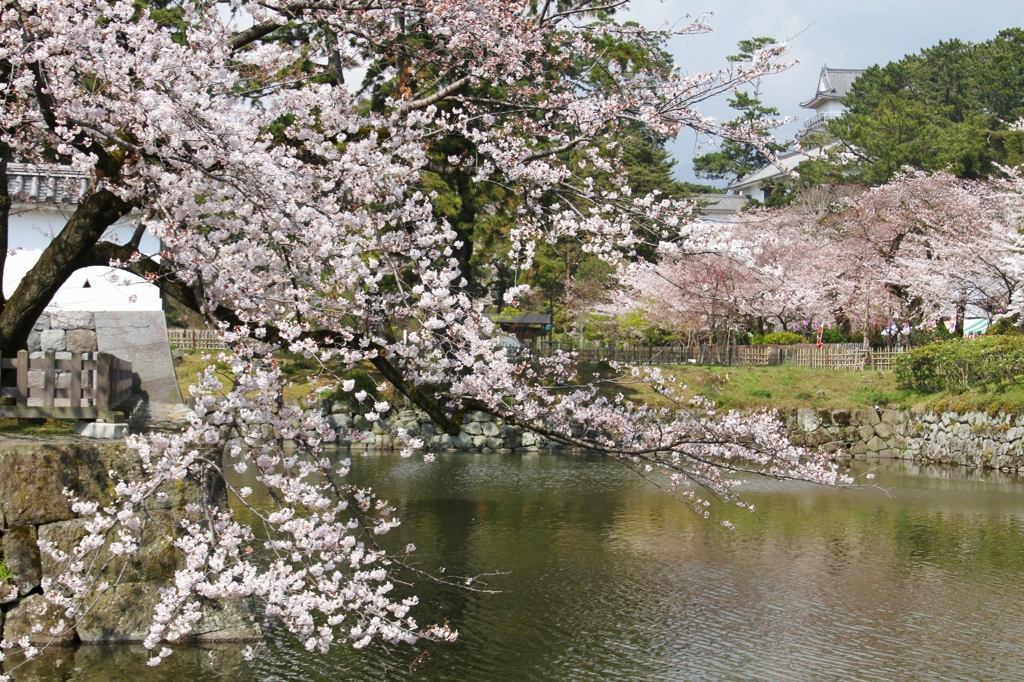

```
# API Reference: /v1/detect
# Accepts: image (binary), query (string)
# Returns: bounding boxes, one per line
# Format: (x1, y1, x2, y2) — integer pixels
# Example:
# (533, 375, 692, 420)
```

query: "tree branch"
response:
(0, 189, 131, 354)
(85, 244, 464, 434)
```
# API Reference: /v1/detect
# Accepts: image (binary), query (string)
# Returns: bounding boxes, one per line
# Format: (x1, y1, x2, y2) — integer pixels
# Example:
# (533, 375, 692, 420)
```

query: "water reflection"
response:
(9, 454, 1024, 681)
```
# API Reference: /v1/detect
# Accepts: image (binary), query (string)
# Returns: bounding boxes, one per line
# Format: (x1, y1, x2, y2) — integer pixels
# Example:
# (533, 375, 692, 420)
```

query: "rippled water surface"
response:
(12, 454, 1024, 681)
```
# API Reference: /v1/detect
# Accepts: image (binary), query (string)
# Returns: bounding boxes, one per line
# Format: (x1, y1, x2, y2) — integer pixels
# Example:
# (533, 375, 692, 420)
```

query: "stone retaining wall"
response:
(317, 400, 1024, 470)
(0, 442, 260, 648)
(783, 407, 1024, 471)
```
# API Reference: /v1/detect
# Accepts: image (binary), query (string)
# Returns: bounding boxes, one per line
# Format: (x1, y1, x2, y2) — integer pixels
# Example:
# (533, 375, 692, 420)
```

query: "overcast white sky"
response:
(621, 1, 1023, 186)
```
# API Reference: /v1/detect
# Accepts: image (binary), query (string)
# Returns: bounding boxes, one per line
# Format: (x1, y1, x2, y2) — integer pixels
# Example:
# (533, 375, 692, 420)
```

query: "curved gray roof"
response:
(690, 194, 749, 215)
(800, 67, 866, 109)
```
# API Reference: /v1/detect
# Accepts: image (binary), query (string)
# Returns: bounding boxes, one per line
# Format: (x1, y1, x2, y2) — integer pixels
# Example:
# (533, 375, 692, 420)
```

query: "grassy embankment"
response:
(581, 363, 1024, 415)
(174, 354, 1024, 416)
(172, 351, 384, 404)
(8, 354, 1019, 438)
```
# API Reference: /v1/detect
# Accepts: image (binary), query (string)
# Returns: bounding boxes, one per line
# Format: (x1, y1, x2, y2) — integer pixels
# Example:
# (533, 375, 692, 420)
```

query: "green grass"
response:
(583, 363, 1024, 415)
(0, 418, 78, 437)
(173, 351, 390, 405)
(0, 555, 11, 581)
(578, 363, 907, 411)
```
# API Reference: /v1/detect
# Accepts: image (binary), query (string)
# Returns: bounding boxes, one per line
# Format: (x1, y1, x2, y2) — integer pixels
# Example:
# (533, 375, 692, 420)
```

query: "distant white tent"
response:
(963, 318, 990, 337)
(2, 250, 162, 312)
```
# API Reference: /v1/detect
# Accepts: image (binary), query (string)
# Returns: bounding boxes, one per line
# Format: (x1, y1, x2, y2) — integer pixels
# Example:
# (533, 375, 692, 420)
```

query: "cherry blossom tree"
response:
(0, 0, 849, 673)
(624, 170, 1024, 348)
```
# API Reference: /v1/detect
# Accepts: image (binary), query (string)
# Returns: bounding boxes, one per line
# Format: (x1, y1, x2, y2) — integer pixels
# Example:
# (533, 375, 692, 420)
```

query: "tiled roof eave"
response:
(6, 163, 91, 205)
(800, 94, 843, 109)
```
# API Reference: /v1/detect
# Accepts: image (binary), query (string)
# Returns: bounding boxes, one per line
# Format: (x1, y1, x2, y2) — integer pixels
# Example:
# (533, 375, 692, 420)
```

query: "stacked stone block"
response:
(784, 407, 1024, 471)
(0, 442, 260, 649)
(28, 312, 99, 355)
(24, 310, 181, 403)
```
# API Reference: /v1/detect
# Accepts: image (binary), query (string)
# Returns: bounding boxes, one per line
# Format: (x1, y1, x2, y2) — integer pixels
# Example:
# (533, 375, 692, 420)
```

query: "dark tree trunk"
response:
(0, 189, 130, 354)
(0, 143, 9, 309)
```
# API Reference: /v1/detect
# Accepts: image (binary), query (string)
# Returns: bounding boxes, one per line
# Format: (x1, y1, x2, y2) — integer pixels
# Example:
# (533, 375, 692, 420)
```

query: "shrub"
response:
(894, 336, 1024, 393)
(821, 327, 846, 343)
(751, 331, 805, 345)
(987, 319, 1022, 336)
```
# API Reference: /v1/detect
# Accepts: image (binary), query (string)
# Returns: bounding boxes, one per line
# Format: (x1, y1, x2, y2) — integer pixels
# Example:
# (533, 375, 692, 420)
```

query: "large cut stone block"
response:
(866, 435, 887, 452)
(796, 408, 819, 432)
(76, 583, 261, 643)
(49, 311, 96, 330)
(3, 525, 41, 596)
(39, 328, 66, 352)
(65, 329, 98, 353)
(0, 445, 78, 526)
(452, 432, 474, 449)
(38, 513, 181, 585)
(0, 443, 207, 527)
(94, 311, 182, 403)
(194, 597, 263, 642)
(71, 443, 206, 510)
(74, 582, 161, 642)
(2, 594, 77, 646)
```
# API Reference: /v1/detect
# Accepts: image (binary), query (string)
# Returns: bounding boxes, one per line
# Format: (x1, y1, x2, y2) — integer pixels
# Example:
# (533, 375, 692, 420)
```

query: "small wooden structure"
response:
(486, 314, 553, 344)
(0, 350, 133, 420)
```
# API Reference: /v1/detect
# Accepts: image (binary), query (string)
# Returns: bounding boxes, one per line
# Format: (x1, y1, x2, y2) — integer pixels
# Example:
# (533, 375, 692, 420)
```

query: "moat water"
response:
(11, 453, 1024, 681)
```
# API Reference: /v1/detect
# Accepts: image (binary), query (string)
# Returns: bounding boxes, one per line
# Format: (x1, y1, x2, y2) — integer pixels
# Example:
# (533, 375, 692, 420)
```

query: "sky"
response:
(622, 0, 1023, 187)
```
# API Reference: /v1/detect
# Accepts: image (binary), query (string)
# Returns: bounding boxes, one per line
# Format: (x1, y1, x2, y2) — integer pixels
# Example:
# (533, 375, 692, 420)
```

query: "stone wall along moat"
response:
(0, 441, 260, 647)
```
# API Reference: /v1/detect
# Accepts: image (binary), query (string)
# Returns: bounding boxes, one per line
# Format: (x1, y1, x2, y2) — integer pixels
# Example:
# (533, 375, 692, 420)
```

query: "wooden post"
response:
(70, 352, 82, 408)
(43, 350, 55, 408)
(16, 350, 28, 406)
(96, 353, 111, 411)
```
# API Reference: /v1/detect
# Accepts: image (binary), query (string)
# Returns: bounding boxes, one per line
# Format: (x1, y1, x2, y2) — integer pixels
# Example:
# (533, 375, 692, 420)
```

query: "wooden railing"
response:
(0, 351, 133, 420)
(167, 328, 224, 351)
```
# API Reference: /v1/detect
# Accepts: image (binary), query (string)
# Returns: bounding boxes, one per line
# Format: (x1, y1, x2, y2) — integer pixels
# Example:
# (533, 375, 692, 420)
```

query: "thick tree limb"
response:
(396, 76, 471, 116)
(0, 144, 9, 309)
(0, 189, 130, 354)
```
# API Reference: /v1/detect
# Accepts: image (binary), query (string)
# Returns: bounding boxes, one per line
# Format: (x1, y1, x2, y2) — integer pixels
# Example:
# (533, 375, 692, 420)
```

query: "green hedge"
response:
(751, 331, 805, 345)
(894, 336, 1024, 393)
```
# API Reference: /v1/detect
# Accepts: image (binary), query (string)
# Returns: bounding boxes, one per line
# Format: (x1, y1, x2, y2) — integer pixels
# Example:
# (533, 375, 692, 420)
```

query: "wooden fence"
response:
(164, 327, 907, 372)
(535, 342, 906, 371)
(0, 351, 133, 419)
(167, 328, 225, 351)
